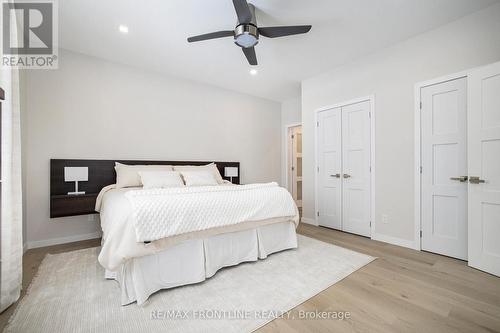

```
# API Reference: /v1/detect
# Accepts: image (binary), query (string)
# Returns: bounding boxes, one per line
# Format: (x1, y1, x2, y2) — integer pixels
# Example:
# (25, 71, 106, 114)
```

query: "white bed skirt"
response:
(106, 221, 298, 305)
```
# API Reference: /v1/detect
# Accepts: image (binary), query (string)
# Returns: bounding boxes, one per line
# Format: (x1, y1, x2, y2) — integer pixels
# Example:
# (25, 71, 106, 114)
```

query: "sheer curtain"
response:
(0, 2, 23, 312)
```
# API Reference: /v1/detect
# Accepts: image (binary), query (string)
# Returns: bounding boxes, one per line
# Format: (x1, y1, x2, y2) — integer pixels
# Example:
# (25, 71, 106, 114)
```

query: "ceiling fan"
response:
(187, 0, 312, 66)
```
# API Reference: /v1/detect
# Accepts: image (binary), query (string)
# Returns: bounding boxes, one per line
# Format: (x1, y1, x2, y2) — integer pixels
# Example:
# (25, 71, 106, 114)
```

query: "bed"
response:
(85, 161, 300, 305)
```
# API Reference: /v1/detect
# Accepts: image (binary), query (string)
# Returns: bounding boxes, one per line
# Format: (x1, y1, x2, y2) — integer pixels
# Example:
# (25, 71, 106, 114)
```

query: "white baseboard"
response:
(300, 217, 318, 226)
(300, 218, 419, 250)
(27, 231, 102, 250)
(371, 232, 419, 250)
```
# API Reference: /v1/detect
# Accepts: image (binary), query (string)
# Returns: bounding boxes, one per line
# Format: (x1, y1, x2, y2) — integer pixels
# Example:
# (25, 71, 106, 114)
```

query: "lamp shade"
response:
(224, 167, 238, 178)
(64, 167, 88, 182)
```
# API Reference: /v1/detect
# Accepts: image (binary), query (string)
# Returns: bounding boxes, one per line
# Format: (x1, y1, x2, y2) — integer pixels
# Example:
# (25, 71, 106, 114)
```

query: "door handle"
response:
(469, 176, 486, 184)
(330, 174, 341, 178)
(450, 176, 468, 182)
(343, 174, 351, 179)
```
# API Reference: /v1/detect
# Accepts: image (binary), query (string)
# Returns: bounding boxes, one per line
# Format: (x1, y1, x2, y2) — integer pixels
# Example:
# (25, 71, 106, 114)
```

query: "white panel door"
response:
(341, 101, 371, 237)
(468, 61, 500, 276)
(317, 108, 342, 229)
(421, 78, 468, 260)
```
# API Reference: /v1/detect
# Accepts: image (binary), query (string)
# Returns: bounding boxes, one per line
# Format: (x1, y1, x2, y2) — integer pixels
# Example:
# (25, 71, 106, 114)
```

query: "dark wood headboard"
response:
(49, 159, 240, 218)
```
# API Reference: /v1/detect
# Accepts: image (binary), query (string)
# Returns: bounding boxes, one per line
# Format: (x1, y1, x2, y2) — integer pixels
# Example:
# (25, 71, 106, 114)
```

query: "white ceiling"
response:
(59, 0, 498, 102)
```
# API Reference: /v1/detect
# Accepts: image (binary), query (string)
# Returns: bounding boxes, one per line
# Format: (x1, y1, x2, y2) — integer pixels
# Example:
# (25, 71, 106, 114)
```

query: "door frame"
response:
(284, 122, 302, 192)
(314, 95, 376, 238)
(414, 70, 469, 251)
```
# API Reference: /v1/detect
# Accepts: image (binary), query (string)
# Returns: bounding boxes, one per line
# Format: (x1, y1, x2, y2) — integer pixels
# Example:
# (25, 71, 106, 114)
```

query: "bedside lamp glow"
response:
(224, 167, 238, 183)
(64, 167, 88, 195)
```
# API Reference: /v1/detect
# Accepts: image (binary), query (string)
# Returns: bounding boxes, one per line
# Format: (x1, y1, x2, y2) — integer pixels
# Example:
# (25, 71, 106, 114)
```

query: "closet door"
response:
(421, 78, 468, 260)
(317, 108, 342, 229)
(468, 61, 500, 276)
(341, 101, 371, 237)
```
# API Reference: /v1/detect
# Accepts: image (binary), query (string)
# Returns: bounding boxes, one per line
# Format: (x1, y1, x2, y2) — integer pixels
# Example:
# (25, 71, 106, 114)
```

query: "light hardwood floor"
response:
(2, 224, 500, 332)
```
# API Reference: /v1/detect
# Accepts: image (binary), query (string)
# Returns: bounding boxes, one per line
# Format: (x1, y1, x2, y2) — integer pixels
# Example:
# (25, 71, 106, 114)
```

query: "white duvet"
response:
(97, 183, 299, 270)
(126, 182, 297, 242)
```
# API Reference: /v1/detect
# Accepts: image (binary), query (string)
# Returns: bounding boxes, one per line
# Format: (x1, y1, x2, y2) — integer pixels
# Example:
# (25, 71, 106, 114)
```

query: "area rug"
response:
(4, 235, 374, 333)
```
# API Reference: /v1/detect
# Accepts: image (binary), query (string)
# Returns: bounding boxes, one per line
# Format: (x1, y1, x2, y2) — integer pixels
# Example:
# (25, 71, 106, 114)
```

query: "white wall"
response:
(280, 97, 301, 186)
(302, 4, 500, 246)
(23, 50, 281, 248)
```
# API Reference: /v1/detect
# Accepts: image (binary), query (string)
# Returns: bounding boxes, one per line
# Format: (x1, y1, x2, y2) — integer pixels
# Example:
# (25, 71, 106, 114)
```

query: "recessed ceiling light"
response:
(118, 25, 129, 34)
(250, 69, 258, 76)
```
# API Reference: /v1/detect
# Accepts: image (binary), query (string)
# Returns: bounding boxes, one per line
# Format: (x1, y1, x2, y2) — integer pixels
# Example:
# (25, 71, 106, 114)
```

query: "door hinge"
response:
(317, 121, 320, 127)
(369, 112, 371, 118)
(370, 166, 372, 172)
(291, 166, 295, 171)
(317, 166, 319, 173)
(419, 102, 422, 110)
(370, 221, 372, 227)
(420, 166, 422, 174)
(420, 230, 422, 238)
(317, 211, 320, 217)
(291, 134, 294, 139)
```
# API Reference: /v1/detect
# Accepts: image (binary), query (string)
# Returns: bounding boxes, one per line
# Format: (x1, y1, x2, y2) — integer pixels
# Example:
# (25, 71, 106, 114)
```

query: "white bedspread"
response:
(125, 182, 297, 242)
(97, 184, 299, 271)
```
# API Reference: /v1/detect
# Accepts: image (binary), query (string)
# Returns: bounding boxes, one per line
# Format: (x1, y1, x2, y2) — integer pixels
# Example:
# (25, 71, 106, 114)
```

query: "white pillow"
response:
(173, 163, 224, 184)
(180, 170, 219, 186)
(115, 162, 173, 188)
(139, 171, 184, 189)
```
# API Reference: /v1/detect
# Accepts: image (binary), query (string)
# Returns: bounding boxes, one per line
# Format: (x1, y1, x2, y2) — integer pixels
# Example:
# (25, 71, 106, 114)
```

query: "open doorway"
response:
(287, 125, 302, 216)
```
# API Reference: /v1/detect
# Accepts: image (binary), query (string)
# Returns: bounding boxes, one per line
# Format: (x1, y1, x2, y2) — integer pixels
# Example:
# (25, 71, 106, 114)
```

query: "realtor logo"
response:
(2, 0, 58, 69)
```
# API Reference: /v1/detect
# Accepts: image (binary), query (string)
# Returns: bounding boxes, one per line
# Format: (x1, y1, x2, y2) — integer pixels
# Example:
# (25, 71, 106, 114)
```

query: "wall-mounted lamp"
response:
(224, 167, 239, 184)
(64, 167, 88, 195)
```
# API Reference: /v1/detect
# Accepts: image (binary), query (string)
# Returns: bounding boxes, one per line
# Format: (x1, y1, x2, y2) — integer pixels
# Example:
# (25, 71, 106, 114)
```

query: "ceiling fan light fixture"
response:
(235, 34, 258, 48)
(234, 24, 259, 48)
(186, 0, 312, 66)
(249, 68, 258, 75)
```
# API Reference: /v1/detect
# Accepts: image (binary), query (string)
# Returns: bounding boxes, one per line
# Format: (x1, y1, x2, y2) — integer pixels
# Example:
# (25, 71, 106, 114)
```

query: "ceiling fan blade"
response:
(187, 30, 234, 43)
(232, 0, 252, 24)
(258, 25, 312, 38)
(242, 47, 257, 66)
